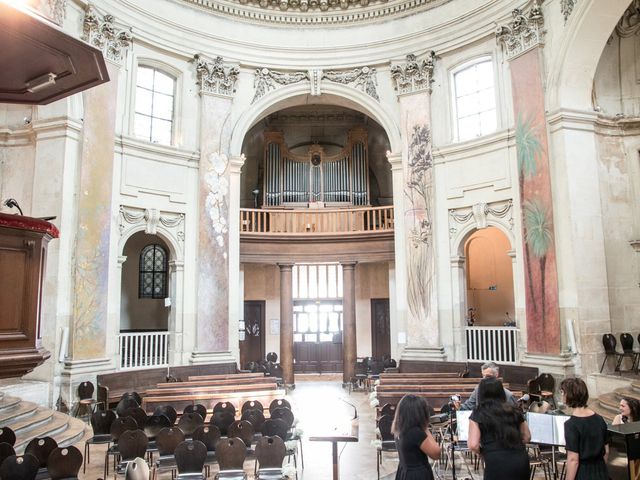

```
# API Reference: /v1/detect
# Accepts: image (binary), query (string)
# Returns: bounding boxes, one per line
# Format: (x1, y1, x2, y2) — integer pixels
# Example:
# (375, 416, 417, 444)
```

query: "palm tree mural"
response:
(524, 199, 553, 326)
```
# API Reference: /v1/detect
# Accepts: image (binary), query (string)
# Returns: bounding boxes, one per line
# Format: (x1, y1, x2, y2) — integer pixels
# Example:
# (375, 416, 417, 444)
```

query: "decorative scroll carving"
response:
(560, 0, 576, 24)
(322, 66, 379, 101)
(194, 55, 239, 97)
(252, 68, 309, 104)
(616, 1, 640, 37)
(119, 206, 185, 247)
(82, 5, 132, 64)
(45, 0, 67, 25)
(391, 52, 436, 95)
(448, 200, 514, 247)
(496, 1, 544, 59)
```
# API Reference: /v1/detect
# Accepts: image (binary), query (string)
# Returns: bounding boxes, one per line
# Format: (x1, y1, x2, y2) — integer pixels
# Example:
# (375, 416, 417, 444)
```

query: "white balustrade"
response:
(465, 326, 518, 364)
(118, 331, 169, 370)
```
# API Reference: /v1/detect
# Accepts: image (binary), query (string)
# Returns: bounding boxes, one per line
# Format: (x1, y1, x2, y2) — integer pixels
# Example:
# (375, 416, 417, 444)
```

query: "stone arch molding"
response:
(448, 199, 515, 256)
(228, 81, 402, 156)
(118, 205, 185, 260)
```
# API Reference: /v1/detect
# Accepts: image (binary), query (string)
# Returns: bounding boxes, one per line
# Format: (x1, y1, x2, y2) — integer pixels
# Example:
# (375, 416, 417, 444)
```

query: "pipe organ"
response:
(263, 128, 370, 207)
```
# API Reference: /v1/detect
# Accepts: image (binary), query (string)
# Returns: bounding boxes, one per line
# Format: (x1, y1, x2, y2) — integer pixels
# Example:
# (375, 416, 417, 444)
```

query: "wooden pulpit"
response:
(608, 422, 640, 480)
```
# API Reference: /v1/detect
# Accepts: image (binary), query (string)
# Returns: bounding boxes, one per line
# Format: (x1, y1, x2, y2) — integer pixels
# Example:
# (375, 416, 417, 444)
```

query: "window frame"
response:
(139, 243, 169, 299)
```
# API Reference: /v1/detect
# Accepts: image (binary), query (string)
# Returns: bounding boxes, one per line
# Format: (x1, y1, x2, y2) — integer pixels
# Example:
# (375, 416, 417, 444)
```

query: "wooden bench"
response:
(154, 376, 274, 389)
(145, 382, 279, 397)
(187, 372, 265, 382)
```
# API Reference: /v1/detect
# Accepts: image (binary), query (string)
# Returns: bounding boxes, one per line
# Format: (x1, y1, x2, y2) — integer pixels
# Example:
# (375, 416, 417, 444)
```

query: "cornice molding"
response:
(496, 0, 544, 60)
(82, 4, 132, 65)
(391, 52, 436, 96)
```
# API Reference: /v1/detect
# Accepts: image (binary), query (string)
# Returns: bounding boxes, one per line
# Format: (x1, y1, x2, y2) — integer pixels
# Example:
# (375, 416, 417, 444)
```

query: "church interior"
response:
(1, 0, 640, 478)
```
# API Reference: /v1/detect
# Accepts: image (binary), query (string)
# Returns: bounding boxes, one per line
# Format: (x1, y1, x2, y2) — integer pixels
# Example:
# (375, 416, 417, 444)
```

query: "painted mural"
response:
(510, 49, 561, 354)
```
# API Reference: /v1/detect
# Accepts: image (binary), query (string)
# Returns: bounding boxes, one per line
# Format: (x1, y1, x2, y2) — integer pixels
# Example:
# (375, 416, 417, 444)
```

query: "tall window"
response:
(139, 244, 168, 299)
(134, 66, 175, 145)
(453, 59, 497, 141)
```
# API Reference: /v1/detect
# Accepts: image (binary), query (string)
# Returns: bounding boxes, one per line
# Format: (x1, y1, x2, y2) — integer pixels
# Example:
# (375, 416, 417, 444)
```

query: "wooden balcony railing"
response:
(240, 206, 394, 235)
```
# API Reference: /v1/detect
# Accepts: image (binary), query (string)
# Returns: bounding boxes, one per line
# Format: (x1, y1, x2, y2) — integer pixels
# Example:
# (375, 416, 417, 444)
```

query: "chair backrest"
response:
(192, 425, 221, 451)
(267, 363, 283, 379)
(178, 412, 204, 436)
(125, 457, 149, 480)
(211, 411, 235, 436)
(266, 352, 278, 363)
(268, 398, 291, 414)
(378, 415, 394, 442)
(145, 414, 172, 439)
(116, 396, 140, 417)
(111, 416, 139, 442)
(184, 404, 207, 422)
(122, 391, 143, 405)
(528, 401, 551, 413)
(241, 400, 264, 414)
(122, 406, 148, 429)
(118, 430, 148, 461)
(0, 427, 16, 447)
(270, 407, 294, 430)
(0, 442, 16, 466)
(154, 405, 178, 425)
(241, 408, 265, 432)
(91, 409, 117, 435)
(261, 418, 288, 441)
(47, 446, 83, 480)
(156, 427, 185, 456)
(369, 360, 385, 375)
(175, 440, 207, 474)
(538, 373, 555, 393)
(527, 377, 541, 395)
(228, 420, 254, 449)
(77, 381, 95, 401)
(380, 403, 396, 418)
(0, 454, 40, 480)
(216, 437, 247, 471)
(603, 334, 618, 354)
(213, 401, 236, 416)
(620, 333, 635, 353)
(25, 436, 58, 468)
(255, 435, 286, 470)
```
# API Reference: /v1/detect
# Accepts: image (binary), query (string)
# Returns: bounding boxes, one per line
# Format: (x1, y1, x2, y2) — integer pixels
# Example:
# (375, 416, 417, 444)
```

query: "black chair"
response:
(379, 403, 397, 418)
(175, 440, 207, 479)
(115, 430, 148, 477)
(154, 427, 185, 480)
(122, 406, 148, 430)
(154, 405, 178, 425)
(122, 392, 143, 405)
(376, 414, 397, 480)
(74, 381, 102, 418)
(25, 436, 58, 477)
(145, 414, 172, 440)
(125, 457, 149, 480)
(229, 420, 255, 452)
(0, 454, 40, 480)
(0, 442, 16, 466)
(47, 446, 83, 480)
(116, 396, 140, 418)
(213, 402, 236, 417)
(0, 427, 16, 447)
(215, 437, 247, 480)
(184, 404, 208, 422)
(211, 411, 235, 437)
(84, 409, 116, 473)
(241, 400, 264, 414)
(266, 352, 278, 363)
(255, 435, 286, 480)
(528, 373, 557, 408)
(105, 416, 139, 479)
(619, 333, 639, 372)
(241, 409, 265, 433)
(268, 399, 291, 415)
(270, 408, 294, 430)
(193, 424, 221, 474)
(178, 412, 205, 437)
(262, 419, 298, 471)
(600, 334, 624, 373)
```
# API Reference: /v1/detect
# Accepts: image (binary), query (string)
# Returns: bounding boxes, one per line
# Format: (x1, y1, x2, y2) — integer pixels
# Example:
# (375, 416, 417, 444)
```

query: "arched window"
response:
(134, 66, 175, 145)
(139, 244, 168, 299)
(452, 58, 497, 141)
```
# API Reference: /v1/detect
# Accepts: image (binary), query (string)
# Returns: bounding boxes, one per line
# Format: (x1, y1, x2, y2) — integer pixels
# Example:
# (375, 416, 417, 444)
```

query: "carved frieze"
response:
(322, 66, 379, 101)
(194, 55, 239, 97)
(252, 68, 309, 103)
(448, 200, 514, 249)
(237, 0, 383, 12)
(391, 52, 436, 95)
(560, 0, 576, 24)
(616, 1, 640, 37)
(82, 5, 132, 64)
(496, 1, 544, 59)
(119, 206, 185, 248)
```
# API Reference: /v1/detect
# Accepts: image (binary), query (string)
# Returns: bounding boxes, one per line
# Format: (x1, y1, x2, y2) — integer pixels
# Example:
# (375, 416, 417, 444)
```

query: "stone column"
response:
(342, 262, 357, 384)
(168, 260, 185, 365)
(228, 155, 245, 365)
(191, 56, 239, 365)
(279, 264, 294, 387)
(449, 255, 466, 361)
(391, 53, 445, 361)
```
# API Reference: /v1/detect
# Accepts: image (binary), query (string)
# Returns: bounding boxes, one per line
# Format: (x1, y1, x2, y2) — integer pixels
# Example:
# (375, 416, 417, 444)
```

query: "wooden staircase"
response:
(590, 379, 640, 422)
(0, 393, 91, 453)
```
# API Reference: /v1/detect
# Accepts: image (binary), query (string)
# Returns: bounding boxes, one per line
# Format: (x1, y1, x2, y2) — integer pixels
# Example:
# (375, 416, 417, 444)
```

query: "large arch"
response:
(547, 0, 631, 112)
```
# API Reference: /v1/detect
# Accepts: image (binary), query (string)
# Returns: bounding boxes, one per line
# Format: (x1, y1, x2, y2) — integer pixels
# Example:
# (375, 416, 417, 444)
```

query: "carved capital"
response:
(252, 68, 309, 104)
(496, 1, 544, 59)
(82, 5, 132, 65)
(560, 0, 576, 24)
(194, 55, 239, 97)
(391, 52, 436, 95)
(322, 66, 379, 101)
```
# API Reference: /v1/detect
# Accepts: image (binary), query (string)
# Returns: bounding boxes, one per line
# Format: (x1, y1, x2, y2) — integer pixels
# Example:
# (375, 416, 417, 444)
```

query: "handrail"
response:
(465, 326, 518, 364)
(118, 331, 169, 370)
(240, 205, 394, 235)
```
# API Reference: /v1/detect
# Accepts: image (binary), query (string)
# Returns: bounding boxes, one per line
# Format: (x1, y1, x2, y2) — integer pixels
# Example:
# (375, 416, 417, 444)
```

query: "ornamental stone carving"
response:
(194, 55, 239, 97)
(391, 52, 436, 95)
(496, 1, 544, 59)
(237, 0, 381, 12)
(448, 200, 514, 250)
(322, 66, 379, 101)
(560, 0, 576, 24)
(82, 5, 132, 64)
(310, 69, 323, 96)
(616, 1, 640, 37)
(119, 206, 185, 251)
(252, 68, 309, 103)
(44, 0, 67, 25)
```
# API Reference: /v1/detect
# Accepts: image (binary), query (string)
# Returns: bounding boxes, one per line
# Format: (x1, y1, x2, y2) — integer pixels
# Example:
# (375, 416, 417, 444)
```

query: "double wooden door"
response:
(239, 301, 265, 370)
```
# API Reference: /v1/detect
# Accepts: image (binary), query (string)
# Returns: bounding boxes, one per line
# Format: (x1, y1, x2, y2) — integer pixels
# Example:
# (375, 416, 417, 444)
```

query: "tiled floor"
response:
(78, 379, 554, 479)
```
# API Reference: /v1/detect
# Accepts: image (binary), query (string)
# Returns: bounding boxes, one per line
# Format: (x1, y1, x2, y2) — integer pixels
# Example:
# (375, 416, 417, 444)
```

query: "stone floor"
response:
(78, 378, 555, 479)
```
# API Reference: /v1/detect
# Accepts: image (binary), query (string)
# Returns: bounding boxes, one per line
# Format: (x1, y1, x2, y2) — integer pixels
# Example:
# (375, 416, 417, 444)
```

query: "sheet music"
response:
(456, 410, 472, 442)
(526, 412, 571, 445)
(553, 415, 569, 446)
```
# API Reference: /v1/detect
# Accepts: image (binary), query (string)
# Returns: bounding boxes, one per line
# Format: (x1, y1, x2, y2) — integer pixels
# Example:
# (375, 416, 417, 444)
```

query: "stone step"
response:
(598, 392, 620, 414)
(0, 400, 39, 425)
(51, 417, 90, 449)
(632, 381, 640, 393)
(0, 395, 22, 413)
(14, 411, 72, 451)
(5, 407, 54, 435)
(613, 387, 640, 402)
(589, 400, 616, 423)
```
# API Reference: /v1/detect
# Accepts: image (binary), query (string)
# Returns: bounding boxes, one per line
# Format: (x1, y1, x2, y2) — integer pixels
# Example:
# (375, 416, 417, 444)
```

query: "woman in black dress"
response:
(560, 377, 609, 480)
(391, 394, 441, 480)
(467, 377, 531, 480)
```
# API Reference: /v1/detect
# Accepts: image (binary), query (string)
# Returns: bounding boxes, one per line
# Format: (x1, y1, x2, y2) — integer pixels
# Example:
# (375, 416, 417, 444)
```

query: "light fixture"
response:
(26, 72, 57, 93)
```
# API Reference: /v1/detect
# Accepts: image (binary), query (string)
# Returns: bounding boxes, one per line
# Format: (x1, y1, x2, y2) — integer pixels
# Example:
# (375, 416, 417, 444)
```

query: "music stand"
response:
(309, 418, 359, 480)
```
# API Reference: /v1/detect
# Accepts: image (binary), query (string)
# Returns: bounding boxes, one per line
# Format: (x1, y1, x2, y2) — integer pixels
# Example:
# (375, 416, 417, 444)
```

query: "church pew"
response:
(188, 372, 265, 382)
(155, 376, 274, 388)
(144, 382, 279, 398)
(379, 372, 465, 379)
(375, 390, 524, 411)
(97, 368, 168, 408)
(377, 377, 485, 385)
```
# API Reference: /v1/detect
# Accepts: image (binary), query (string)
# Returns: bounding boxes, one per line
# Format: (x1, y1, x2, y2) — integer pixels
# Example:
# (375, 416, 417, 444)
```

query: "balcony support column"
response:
(279, 263, 295, 388)
(342, 262, 357, 385)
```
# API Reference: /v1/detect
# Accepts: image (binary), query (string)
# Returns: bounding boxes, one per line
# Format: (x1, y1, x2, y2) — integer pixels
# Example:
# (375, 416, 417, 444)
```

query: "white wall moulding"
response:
(82, 4, 132, 65)
(448, 199, 514, 252)
(496, 0, 544, 60)
(391, 52, 436, 96)
(194, 54, 240, 97)
(118, 205, 185, 255)
(322, 66, 379, 101)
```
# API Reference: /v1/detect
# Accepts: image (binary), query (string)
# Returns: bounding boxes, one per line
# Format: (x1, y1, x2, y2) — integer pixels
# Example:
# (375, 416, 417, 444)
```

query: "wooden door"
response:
(240, 301, 265, 370)
(371, 298, 390, 360)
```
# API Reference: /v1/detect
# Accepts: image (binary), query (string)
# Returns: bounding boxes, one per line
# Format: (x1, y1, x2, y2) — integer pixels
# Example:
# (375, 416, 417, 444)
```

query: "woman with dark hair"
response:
(467, 377, 531, 480)
(560, 377, 609, 480)
(391, 394, 441, 480)
(613, 396, 640, 425)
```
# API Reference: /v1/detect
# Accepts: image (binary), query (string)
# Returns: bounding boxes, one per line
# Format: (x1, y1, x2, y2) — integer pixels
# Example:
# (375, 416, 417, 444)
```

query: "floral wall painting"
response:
(205, 152, 230, 257)
(510, 49, 561, 354)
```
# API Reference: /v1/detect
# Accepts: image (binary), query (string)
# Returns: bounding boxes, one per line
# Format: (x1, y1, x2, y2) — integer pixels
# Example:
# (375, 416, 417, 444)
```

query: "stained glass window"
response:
(139, 244, 168, 299)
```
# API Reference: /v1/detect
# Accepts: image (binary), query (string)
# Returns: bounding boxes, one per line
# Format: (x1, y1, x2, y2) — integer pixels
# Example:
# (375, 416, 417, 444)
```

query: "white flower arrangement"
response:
(294, 427, 304, 437)
(370, 398, 380, 407)
(374, 379, 380, 386)
(369, 391, 377, 400)
(375, 427, 381, 436)
(371, 439, 382, 449)
(282, 464, 297, 478)
(285, 440, 298, 451)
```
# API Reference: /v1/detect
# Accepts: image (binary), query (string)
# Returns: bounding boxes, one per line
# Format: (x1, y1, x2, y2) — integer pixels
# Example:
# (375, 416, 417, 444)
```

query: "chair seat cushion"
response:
(176, 474, 205, 480)
(217, 469, 247, 480)
(257, 467, 284, 480)
(87, 434, 111, 444)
